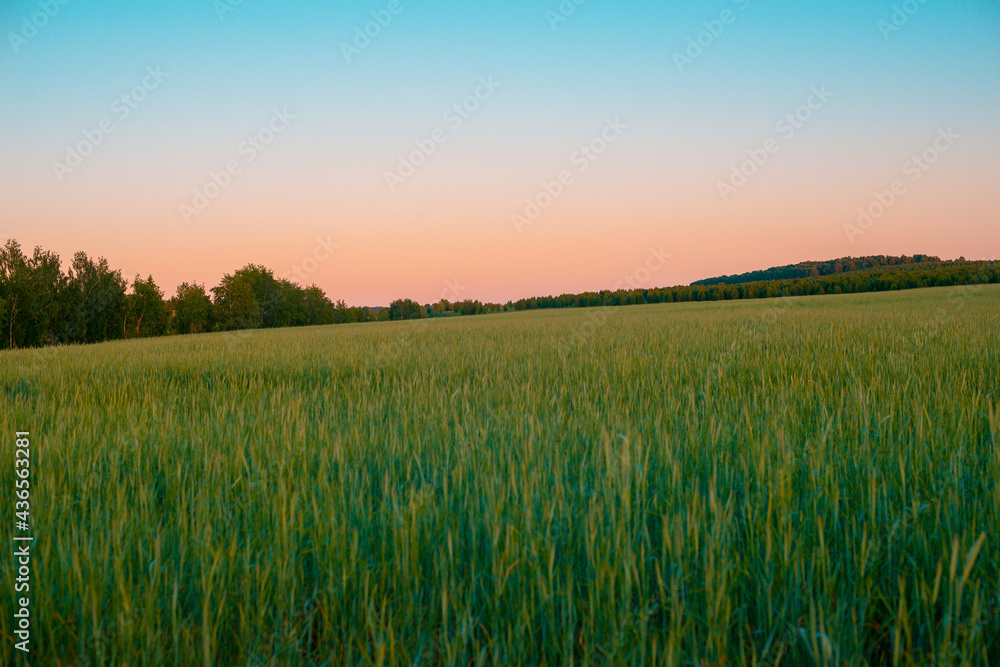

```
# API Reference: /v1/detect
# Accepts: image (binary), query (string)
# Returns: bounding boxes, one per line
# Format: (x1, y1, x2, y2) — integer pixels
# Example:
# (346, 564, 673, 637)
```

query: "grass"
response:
(1, 285, 999, 665)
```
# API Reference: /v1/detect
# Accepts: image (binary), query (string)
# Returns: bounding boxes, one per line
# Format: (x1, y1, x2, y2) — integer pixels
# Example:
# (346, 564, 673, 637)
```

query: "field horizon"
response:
(3, 284, 998, 665)
(2, 232, 996, 354)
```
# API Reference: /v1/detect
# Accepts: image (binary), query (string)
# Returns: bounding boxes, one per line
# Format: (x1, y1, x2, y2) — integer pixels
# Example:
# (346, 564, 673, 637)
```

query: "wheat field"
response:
(1, 285, 999, 666)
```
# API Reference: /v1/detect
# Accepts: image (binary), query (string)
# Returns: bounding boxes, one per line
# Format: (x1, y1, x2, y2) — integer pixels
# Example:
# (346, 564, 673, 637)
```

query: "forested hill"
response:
(691, 254, 943, 286)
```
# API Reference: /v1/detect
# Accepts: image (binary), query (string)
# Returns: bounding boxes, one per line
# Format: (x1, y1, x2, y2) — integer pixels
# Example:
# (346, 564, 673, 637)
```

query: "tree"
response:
(232, 264, 282, 328)
(2, 243, 104, 349)
(126, 275, 169, 338)
(63, 252, 127, 344)
(333, 299, 354, 324)
(303, 286, 334, 325)
(212, 276, 259, 331)
(388, 298, 427, 321)
(274, 278, 309, 328)
(0, 240, 30, 349)
(171, 282, 214, 334)
(26, 246, 70, 346)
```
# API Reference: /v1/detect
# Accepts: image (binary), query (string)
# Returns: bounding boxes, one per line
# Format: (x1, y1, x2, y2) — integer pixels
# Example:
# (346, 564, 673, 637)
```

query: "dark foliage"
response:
(691, 254, 941, 286)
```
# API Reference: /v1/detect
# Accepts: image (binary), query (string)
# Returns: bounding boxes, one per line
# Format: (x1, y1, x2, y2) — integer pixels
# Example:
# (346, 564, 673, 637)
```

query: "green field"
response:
(2, 285, 999, 666)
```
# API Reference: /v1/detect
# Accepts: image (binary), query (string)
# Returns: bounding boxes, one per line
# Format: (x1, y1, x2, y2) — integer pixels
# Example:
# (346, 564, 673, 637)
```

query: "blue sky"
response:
(1, 0, 997, 304)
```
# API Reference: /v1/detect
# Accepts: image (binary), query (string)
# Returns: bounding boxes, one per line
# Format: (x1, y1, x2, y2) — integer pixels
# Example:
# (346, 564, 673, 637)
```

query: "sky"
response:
(1, 0, 998, 306)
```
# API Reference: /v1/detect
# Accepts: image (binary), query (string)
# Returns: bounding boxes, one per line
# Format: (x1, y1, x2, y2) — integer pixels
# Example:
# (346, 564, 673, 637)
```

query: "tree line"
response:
(690, 253, 944, 286)
(0, 240, 381, 350)
(1, 239, 997, 351)
(507, 259, 998, 312)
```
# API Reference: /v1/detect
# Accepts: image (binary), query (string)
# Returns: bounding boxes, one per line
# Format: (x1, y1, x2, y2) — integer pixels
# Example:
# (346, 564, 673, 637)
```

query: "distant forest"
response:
(507, 257, 998, 312)
(691, 254, 945, 285)
(1, 240, 997, 351)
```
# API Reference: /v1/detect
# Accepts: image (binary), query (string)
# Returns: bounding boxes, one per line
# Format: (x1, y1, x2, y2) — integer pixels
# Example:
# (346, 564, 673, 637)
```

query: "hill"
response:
(691, 254, 944, 286)
(506, 257, 998, 312)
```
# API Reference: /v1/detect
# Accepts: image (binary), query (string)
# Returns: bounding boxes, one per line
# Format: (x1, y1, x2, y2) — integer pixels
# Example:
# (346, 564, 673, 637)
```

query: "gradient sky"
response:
(1, 0, 998, 305)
